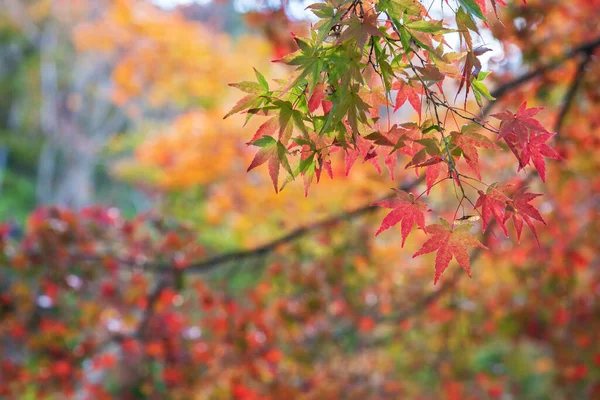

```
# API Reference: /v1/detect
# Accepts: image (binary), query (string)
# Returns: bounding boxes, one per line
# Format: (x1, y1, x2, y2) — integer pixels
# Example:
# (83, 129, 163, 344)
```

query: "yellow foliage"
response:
(74, 0, 272, 109)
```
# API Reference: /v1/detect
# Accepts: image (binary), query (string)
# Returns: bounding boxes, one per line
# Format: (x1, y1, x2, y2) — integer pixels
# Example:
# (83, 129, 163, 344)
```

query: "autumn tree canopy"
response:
(0, 0, 599, 399)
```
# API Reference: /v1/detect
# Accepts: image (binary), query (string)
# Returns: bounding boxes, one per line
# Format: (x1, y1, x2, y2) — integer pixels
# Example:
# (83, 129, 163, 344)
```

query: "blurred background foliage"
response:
(0, 0, 599, 399)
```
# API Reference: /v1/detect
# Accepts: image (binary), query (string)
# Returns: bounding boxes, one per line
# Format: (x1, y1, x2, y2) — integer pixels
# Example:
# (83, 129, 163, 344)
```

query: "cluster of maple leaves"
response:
(4, 0, 597, 398)
(228, 0, 559, 282)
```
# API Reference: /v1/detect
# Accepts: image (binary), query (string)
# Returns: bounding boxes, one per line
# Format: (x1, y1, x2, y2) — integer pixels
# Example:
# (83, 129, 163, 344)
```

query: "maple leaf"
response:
(491, 101, 548, 148)
(372, 189, 428, 246)
(337, 13, 382, 49)
(307, 83, 326, 113)
(360, 87, 391, 120)
(247, 136, 291, 193)
(344, 135, 381, 176)
(413, 219, 487, 284)
(452, 126, 500, 179)
(474, 186, 509, 236)
(405, 148, 446, 195)
(385, 123, 422, 157)
(247, 116, 278, 143)
(392, 80, 422, 118)
(424, 158, 447, 195)
(504, 188, 546, 245)
(520, 131, 562, 182)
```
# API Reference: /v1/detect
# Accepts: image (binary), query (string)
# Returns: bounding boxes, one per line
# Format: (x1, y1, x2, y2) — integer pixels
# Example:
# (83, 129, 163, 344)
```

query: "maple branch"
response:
(483, 36, 600, 115)
(351, 50, 590, 336)
(185, 177, 424, 274)
(107, 40, 600, 275)
(136, 275, 171, 339)
(398, 86, 577, 324)
(554, 50, 592, 136)
(63, 40, 600, 279)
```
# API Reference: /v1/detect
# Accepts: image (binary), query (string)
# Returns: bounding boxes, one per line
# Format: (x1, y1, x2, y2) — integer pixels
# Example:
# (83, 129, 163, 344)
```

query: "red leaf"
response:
(393, 80, 422, 118)
(308, 83, 326, 113)
(452, 129, 500, 179)
(412, 219, 487, 284)
(520, 131, 562, 182)
(504, 188, 545, 244)
(373, 189, 428, 246)
(491, 101, 547, 150)
(424, 159, 446, 195)
(474, 186, 510, 236)
(344, 136, 381, 176)
(248, 117, 278, 144)
(247, 137, 281, 193)
(384, 152, 397, 180)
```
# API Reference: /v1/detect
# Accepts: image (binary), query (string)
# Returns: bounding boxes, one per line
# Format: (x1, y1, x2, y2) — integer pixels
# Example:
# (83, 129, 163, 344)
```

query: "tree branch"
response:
(554, 50, 592, 136)
(62, 40, 600, 278)
(182, 37, 599, 274)
(136, 276, 171, 339)
(483, 36, 600, 115)
(185, 177, 425, 274)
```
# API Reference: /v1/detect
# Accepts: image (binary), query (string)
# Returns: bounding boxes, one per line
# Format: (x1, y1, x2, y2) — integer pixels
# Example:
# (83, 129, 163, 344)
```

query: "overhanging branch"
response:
(180, 38, 599, 274)
(484, 36, 600, 115)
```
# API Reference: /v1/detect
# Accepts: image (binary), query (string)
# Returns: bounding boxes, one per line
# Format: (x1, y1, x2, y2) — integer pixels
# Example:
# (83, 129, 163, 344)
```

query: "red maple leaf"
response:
(474, 185, 510, 236)
(307, 83, 326, 113)
(520, 131, 562, 182)
(405, 152, 447, 195)
(452, 129, 500, 179)
(392, 80, 422, 119)
(424, 158, 447, 195)
(491, 101, 547, 146)
(247, 116, 278, 143)
(412, 219, 487, 284)
(344, 135, 381, 176)
(373, 189, 428, 246)
(504, 188, 546, 244)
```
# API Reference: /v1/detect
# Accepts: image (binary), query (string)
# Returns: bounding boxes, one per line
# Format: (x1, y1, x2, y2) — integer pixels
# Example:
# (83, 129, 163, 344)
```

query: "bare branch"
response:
(184, 177, 425, 274)
(483, 36, 600, 115)
(136, 274, 172, 340)
(554, 51, 592, 136)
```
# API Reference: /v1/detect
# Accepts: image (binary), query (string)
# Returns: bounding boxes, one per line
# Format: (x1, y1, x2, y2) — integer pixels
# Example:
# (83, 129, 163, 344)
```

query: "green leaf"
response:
(252, 135, 276, 148)
(422, 124, 442, 134)
(378, 0, 422, 18)
(223, 94, 263, 119)
(295, 153, 315, 177)
(307, 3, 335, 19)
(406, 20, 451, 34)
(277, 141, 293, 176)
(472, 80, 495, 101)
(254, 68, 269, 91)
(458, 0, 487, 21)
(228, 81, 262, 94)
(472, 71, 496, 105)
(416, 138, 441, 156)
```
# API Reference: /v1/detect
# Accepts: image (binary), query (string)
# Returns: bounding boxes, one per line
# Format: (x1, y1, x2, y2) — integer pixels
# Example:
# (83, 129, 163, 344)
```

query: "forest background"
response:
(0, 0, 599, 398)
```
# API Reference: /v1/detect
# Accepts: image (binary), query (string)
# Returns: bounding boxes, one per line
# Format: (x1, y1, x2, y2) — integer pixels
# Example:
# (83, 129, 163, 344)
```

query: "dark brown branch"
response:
(483, 36, 600, 115)
(554, 51, 592, 136)
(185, 177, 424, 274)
(182, 39, 600, 274)
(73, 40, 599, 278)
(136, 277, 171, 339)
(179, 28, 600, 278)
